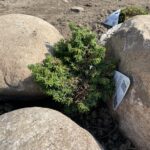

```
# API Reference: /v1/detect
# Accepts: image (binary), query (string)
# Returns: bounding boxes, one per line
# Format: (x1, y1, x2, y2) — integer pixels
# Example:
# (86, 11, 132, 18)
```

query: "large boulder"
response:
(0, 14, 63, 96)
(101, 15, 150, 150)
(0, 107, 102, 150)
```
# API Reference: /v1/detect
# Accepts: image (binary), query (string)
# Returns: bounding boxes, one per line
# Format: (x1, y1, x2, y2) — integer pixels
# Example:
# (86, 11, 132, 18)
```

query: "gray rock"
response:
(104, 15, 150, 150)
(71, 6, 84, 12)
(0, 14, 63, 97)
(0, 107, 102, 150)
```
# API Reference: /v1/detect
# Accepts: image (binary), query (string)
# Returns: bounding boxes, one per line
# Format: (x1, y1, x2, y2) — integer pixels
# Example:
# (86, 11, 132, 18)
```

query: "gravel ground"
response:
(0, 0, 150, 39)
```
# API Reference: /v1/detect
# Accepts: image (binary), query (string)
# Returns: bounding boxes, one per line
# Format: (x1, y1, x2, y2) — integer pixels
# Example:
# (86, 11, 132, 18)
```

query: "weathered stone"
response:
(0, 107, 102, 150)
(0, 14, 63, 96)
(102, 15, 150, 150)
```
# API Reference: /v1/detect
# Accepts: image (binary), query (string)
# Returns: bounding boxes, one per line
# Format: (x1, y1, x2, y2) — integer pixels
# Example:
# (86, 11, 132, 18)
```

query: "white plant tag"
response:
(103, 9, 121, 27)
(113, 71, 130, 110)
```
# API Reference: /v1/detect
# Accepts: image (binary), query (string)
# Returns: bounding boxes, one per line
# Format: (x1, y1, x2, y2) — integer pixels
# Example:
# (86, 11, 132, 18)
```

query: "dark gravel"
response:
(71, 102, 136, 150)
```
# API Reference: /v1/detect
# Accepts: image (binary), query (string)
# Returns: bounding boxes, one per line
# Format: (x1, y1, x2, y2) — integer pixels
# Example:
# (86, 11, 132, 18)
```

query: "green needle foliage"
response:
(29, 23, 116, 113)
(29, 56, 77, 106)
(119, 6, 148, 23)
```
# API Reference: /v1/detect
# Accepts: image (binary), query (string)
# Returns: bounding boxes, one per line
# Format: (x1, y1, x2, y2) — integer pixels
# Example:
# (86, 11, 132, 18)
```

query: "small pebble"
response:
(71, 6, 84, 12)
(84, 3, 92, 7)
(63, 0, 69, 3)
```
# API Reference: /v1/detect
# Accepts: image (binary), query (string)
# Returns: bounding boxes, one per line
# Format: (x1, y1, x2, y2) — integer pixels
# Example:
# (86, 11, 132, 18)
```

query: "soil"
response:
(0, 0, 150, 39)
(0, 0, 150, 150)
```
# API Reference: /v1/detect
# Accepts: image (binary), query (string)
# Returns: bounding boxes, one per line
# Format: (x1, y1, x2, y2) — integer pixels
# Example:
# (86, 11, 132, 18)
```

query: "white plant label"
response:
(113, 71, 130, 110)
(103, 9, 121, 27)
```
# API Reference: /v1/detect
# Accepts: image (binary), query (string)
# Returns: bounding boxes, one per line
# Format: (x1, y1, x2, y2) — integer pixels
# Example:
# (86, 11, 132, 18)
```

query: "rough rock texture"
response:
(0, 107, 102, 150)
(0, 14, 63, 96)
(103, 15, 150, 150)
